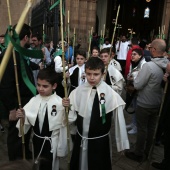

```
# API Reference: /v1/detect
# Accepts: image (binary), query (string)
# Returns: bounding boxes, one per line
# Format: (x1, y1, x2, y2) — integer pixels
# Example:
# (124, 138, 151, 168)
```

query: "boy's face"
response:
(100, 52, 111, 65)
(85, 68, 103, 86)
(76, 54, 86, 66)
(37, 79, 57, 96)
(92, 49, 99, 57)
(111, 52, 115, 59)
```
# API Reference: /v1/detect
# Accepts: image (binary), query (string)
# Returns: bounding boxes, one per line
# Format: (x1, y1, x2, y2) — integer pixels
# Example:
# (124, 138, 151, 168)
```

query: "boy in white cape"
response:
(63, 57, 129, 170)
(16, 68, 69, 170)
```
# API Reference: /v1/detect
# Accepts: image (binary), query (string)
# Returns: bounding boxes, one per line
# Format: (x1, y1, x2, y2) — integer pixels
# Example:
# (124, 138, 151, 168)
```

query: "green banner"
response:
(49, 0, 60, 10)
(50, 0, 65, 16)
(19, 54, 37, 96)
(8, 35, 43, 59)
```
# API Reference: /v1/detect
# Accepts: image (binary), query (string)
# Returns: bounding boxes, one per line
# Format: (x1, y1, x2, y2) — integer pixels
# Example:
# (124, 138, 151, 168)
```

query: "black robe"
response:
(70, 67, 79, 94)
(33, 110, 53, 170)
(70, 92, 112, 170)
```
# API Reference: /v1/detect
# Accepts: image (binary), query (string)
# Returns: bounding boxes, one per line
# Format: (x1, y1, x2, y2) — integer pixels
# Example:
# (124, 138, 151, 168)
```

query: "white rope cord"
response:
(34, 132, 53, 164)
(77, 130, 109, 150)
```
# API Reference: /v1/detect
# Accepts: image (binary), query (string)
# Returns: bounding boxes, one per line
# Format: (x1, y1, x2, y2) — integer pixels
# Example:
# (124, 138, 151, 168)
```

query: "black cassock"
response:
(70, 67, 79, 93)
(33, 110, 53, 170)
(70, 91, 112, 170)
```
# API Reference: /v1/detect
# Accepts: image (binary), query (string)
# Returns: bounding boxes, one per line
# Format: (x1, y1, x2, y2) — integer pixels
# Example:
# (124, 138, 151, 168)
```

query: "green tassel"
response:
(101, 104, 106, 124)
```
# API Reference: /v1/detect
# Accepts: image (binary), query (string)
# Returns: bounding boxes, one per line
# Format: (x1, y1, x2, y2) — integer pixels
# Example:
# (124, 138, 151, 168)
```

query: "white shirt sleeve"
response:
(54, 56, 68, 73)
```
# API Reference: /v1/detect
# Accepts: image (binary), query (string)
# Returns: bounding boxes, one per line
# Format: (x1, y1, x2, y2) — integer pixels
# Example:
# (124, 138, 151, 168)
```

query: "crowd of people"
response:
(0, 23, 170, 170)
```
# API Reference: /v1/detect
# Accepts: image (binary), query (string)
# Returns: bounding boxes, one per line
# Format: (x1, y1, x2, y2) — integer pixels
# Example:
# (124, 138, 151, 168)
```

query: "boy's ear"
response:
(53, 83, 57, 90)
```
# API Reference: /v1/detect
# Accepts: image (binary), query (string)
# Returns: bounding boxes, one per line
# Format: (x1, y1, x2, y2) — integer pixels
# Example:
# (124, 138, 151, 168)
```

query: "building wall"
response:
(65, 0, 97, 50)
(162, 0, 170, 37)
(0, 0, 32, 34)
(97, 0, 107, 36)
(0, 0, 42, 34)
(0, 0, 170, 47)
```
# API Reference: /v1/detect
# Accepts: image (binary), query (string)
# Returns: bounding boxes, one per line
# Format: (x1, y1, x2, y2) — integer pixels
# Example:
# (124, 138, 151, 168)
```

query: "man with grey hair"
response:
(125, 39, 169, 162)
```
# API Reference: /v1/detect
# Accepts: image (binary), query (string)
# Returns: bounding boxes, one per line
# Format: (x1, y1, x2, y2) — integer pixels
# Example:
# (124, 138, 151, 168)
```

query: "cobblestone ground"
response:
(0, 110, 163, 170)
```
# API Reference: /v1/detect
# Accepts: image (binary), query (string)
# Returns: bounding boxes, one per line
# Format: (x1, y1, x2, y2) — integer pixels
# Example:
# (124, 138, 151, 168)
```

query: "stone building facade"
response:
(0, 0, 170, 47)
(0, 0, 41, 34)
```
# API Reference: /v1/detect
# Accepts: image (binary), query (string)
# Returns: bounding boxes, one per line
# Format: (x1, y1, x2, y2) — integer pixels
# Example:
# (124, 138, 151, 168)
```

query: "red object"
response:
(124, 45, 140, 78)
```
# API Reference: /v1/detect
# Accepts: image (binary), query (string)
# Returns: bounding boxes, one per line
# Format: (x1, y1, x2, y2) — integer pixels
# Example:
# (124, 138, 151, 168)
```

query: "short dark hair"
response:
(37, 68, 58, 85)
(111, 47, 116, 53)
(104, 38, 110, 42)
(13, 23, 32, 40)
(76, 50, 86, 59)
(85, 57, 105, 73)
(92, 46, 100, 53)
(132, 48, 143, 56)
(32, 33, 42, 41)
(0, 34, 5, 37)
(131, 37, 138, 45)
(100, 48, 110, 55)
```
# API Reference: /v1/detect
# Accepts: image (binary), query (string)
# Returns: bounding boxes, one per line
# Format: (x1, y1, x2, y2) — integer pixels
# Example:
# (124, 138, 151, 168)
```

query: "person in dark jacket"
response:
(0, 23, 41, 160)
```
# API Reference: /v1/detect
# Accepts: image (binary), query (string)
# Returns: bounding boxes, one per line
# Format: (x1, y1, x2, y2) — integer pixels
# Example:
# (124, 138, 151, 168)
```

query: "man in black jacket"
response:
(0, 24, 40, 160)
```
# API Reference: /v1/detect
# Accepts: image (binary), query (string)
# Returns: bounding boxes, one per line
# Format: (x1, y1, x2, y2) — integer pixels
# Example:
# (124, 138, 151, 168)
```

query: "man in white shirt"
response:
(116, 35, 129, 75)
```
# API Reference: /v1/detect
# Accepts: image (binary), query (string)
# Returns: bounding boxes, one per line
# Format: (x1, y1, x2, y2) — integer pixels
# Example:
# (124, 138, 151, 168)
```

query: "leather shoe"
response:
(125, 151, 143, 162)
(151, 162, 164, 169)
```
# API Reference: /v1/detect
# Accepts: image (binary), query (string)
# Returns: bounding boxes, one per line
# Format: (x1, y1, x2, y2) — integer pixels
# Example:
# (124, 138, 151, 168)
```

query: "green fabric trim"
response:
(101, 104, 106, 124)
(8, 35, 43, 59)
(0, 44, 6, 51)
(100, 37, 104, 45)
(19, 54, 37, 96)
(43, 34, 46, 42)
(64, 31, 67, 39)
(162, 34, 165, 40)
(54, 49, 62, 56)
(3, 26, 41, 96)
(49, 0, 60, 10)
(62, 2, 65, 16)
(50, 0, 65, 15)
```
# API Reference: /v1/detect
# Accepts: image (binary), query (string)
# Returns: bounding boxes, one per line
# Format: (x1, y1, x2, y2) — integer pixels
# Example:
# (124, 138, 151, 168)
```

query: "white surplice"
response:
(16, 93, 70, 170)
(68, 81, 129, 170)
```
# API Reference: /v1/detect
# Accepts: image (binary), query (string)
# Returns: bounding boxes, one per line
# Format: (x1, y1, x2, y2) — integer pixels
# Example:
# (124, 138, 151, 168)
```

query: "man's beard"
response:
(24, 43, 31, 49)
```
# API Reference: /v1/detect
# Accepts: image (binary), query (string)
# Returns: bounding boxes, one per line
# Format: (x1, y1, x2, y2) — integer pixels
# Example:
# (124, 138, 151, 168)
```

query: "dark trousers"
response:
(162, 107, 170, 169)
(7, 120, 32, 160)
(134, 106, 159, 156)
(117, 59, 126, 76)
(163, 127, 170, 169)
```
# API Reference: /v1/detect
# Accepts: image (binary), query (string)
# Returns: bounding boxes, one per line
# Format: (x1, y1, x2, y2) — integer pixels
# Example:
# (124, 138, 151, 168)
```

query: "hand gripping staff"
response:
(5, 0, 34, 160)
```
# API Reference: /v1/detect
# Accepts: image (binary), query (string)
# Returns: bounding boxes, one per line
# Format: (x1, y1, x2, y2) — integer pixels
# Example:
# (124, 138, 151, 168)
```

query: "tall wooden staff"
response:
(60, 0, 71, 169)
(103, 24, 105, 38)
(103, 5, 120, 81)
(72, 27, 76, 63)
(67, 10, 70, 65)
(6, 0, 27, 159)
(145, 81, 168, 170)
(159, 26, 161, 39)
(161, 25, 165, 40)
(0, 0, 33, 81)
(87, 27, 93, 60)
